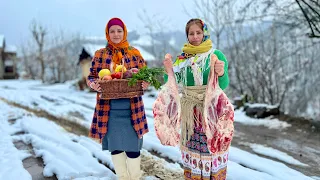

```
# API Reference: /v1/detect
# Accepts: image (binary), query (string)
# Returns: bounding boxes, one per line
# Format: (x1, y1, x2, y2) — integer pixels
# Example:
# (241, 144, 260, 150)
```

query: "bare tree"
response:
(30, 20, 47, 83)
(47, 31, 83, 83)
(19, 41, 37, 79)
(295, 0, 320, 38)
(138, 9, 180, 67)
(226, 18, 320, 116)
(239, 0, 320, 38)
(185, 0, 320, 119)
(19, 19, 83, 84)
(47, 30, 66, 83)
(184, 0, 238, 49)
(283, 40, 320, 116)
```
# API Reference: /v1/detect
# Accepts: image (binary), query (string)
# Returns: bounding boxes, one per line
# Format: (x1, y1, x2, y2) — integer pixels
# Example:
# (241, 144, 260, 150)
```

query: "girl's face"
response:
(109, 25, 124, 44)
(187, 24, 204, 46)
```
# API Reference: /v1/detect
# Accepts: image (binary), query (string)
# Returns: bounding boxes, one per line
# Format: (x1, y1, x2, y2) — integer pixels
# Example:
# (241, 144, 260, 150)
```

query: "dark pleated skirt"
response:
(102, 98, 143, 152)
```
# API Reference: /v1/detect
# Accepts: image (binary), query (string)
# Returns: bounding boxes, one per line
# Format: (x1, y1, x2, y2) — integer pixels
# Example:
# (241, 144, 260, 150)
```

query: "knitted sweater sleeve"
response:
(215, 50, 229, 90)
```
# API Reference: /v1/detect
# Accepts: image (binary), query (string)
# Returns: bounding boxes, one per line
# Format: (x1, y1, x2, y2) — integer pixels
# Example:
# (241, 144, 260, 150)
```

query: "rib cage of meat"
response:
(203, 68, 234, 155)
(152, 76, 181, 146)
(153, 58, 234, 155)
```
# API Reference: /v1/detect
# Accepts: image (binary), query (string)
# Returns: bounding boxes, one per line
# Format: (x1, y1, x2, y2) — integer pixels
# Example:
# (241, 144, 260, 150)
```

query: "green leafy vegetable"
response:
(128, 66, 165, 90)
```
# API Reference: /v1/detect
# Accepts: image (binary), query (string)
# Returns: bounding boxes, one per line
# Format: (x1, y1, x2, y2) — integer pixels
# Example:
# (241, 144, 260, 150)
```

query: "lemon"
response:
(98, 69, 111, 79)
(115, 65, 127, 73)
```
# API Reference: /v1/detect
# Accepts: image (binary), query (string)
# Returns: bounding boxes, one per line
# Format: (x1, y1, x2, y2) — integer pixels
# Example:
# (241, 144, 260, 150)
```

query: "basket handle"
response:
(121, 58, 125, 79)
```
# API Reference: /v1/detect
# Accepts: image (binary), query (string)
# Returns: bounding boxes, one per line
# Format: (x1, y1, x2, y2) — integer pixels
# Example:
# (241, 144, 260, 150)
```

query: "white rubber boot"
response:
(127, 156, 142, 180)
(111, 152, 129, 180)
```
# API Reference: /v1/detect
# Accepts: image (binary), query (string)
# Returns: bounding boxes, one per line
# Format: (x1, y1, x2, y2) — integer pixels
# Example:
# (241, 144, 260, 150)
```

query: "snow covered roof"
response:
(5, 45, 17, 53)
(83, 36, 105, 41)
(0, 35, 4, 48)
(131, 35, 161, 46)
(4, 59, 14, 66)
(82, 44, 106, 57)
(134, 45, 156, 61)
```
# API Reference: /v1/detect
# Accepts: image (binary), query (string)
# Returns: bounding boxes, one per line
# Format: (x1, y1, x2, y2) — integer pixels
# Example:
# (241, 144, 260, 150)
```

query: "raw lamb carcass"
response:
(153, 75, 181, 146)
(203, 59, 234, 154)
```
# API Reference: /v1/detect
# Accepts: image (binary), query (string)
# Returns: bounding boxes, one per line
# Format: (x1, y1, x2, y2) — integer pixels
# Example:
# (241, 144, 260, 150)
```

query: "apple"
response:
(123, 70, 133, 79)
(111, 72, 122, 79)
(102, 75, 112, 80)
(130, 68, 139, 74)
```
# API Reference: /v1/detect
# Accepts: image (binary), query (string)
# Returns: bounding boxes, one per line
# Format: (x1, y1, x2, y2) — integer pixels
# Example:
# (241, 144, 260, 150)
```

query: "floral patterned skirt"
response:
(181, 127, 229, 180)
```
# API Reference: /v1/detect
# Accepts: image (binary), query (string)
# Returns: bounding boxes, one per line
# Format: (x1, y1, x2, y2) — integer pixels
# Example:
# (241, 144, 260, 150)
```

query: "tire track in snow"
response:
(5, 109, 58, 180)
(1, 98, 183, 179)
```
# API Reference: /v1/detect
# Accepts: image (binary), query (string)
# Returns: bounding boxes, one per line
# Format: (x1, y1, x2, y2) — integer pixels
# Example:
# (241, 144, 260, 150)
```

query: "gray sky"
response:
(0, 0, 195, 46)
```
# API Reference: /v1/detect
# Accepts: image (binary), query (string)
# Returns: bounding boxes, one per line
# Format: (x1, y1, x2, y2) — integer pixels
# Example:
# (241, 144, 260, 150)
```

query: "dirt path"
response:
(232, 120, 320, 177)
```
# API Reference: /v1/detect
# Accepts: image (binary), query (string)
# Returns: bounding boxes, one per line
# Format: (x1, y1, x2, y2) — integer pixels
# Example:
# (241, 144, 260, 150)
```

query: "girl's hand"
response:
(142, 81, 150, 90)
(90, 81, 101, 92)
(163, 53, 174, 76)
(211, 54, 225, 76)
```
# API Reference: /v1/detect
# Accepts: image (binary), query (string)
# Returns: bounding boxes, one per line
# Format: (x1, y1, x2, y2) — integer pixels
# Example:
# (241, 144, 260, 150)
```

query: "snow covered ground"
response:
(0, 80, 317, 180)
(238, 142, 308, 167)
(234, 108, 291, 130)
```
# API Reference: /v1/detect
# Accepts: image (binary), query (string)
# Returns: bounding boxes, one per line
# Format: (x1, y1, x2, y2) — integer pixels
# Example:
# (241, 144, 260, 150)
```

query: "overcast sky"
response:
(0, 0, 197, 46)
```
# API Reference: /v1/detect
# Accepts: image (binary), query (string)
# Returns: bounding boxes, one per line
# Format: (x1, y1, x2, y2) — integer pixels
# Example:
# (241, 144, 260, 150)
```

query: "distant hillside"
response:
(129, 21, 272, 60)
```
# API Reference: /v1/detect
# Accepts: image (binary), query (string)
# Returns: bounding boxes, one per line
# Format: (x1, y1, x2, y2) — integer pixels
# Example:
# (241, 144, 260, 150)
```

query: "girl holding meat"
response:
(153, 19, 234, 180)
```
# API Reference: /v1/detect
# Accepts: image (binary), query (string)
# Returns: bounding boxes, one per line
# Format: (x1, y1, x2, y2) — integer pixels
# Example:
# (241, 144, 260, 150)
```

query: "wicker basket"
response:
(99, 79, 144, 99)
